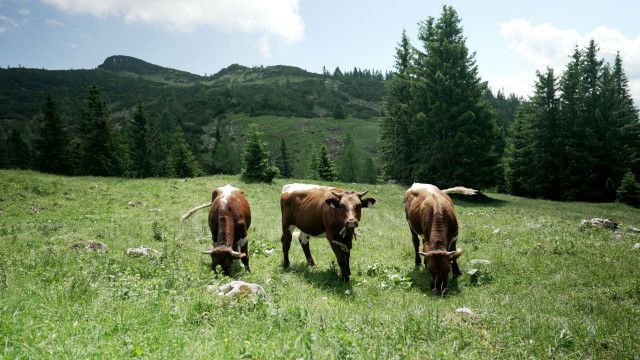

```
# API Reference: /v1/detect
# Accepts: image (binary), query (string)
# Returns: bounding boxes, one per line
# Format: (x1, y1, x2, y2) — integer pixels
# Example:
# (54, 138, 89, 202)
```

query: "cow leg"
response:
(281, 224, 293, 268)
(298, 232, 315, 266)
(411, 230, 421, 267)
(329, 240, 350, 282)
(241, 243, 250, 272)
(449, 238, 461, 277)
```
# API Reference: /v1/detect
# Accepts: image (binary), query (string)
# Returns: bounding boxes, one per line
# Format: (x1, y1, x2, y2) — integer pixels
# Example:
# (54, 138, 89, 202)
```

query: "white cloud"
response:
(18, 8, 31, 16)
(0, 14, 19, 34)
(255, 34, 271, 58)
(63, 42, 78, 48)
(488, 71, 535, 98)
(499, 19, 640, 104)
(45, 18, 65, 27)
(40, 0, 305, 42)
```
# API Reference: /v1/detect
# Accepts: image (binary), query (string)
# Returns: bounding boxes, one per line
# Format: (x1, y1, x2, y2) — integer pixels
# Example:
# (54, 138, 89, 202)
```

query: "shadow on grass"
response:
(406, 266, 461, 296)
(283, 262, 353, 295)
(450, 192, 508, 208)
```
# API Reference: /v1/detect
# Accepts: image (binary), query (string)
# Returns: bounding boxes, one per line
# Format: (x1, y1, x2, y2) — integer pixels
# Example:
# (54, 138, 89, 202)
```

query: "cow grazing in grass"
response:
(181, 184, 251, 275)
(404, 183, 476, 293)
(280, 183, 376, 282)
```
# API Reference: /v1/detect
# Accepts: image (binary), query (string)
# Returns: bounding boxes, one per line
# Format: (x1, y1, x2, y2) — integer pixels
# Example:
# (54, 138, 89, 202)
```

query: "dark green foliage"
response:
(307, 146, 320, 180)
(169, 126, 202, 178)
(316, 144, 337, 181)
(381, 8, 497, 188)
(129, 100, 154, 177)
(277, 139, 293, 178)
(7, 129, 31, 169)
(76, 84, 130, 176)
(338, 133, 359, 183)
(241, 124, 278, 183)
(332, 101, 346, 119)
(34, 94, 68, 174)
(616, 172, 640, 207)
(503, 68, 560, 198)
(0, 128, 8, 168)
(212, 124, 241, 175)
(505, 41, 640, 201)
(362, 156, 378, 184)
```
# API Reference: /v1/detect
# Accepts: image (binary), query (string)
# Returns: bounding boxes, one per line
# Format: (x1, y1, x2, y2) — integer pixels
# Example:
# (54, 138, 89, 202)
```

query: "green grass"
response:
(1, 170, 639, 358)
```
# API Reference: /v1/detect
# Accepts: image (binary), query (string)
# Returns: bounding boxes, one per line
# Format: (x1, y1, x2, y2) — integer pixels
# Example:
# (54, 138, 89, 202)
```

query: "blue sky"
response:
(1, 0, 639, 102)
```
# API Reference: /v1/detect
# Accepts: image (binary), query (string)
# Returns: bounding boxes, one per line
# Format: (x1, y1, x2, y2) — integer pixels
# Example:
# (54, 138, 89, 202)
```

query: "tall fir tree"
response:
(207, 122, 223, 174)
(277, 138, 293, 178)
(129, 100, 154, 177)
(169, 126, 202, 178)
(381, 29, 415, 183)
(6, 129, 31, 169)
(612, 53, 640, 178)
(76, 84, 129, 176)
(316, 144, 338, 181)
(241, 124, 278, 182)
(338, 132, 359, 182)
(35, 94, 68, 174)
(362, 156, 377, 184)
(307, 145, 320, 180)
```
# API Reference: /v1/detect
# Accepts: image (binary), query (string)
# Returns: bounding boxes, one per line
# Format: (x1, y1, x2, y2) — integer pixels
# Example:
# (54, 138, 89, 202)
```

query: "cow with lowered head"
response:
(404, 183, 476, 294)
(280, 183, 376, 282)
(181, 184, 251, 275)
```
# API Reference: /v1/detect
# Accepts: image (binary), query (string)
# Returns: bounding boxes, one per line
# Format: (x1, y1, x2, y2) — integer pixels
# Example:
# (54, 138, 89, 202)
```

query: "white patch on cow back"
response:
(408, 183, 440, 194)
(288, 225, 324, 243)
(282, 183, 335, 194)
(218, 184, 237, 209)
(237, 237, 248, 248)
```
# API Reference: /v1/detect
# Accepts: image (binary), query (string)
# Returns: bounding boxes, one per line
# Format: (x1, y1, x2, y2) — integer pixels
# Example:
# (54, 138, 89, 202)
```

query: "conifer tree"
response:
(77, 84, 129, 176)
(129, 100, 153, 177)
(332, 101, 346, 119)
(307, 145, 320, 180)
(208, 122, 223, 174)
(362, 156, 377, 184)
(7, 129, 31, 169)
(316, 144, 337, 181)
(241, 124, 278, 182)
(35, 94, 68, 174)
(338, 133, 359, 182)
(616, 172, 640, 207)
(169, 126, 202, 178)
(277, 138, 293, 178)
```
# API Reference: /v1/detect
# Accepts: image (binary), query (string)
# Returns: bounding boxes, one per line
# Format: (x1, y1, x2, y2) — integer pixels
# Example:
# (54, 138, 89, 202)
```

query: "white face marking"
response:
(218, 184, 237, 209)
(407, 183, 440, 194)
(237, 237, 248, 248)
(282, 183, 335, 194)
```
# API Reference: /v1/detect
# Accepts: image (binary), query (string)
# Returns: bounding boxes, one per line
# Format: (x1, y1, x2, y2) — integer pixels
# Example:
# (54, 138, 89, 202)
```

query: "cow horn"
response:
(331, 191, 343, 198)
(230, 250, 245, 259)
(202, 248, 214, 254)
(358, 190, 369, 197)
(419, 250, 448, 257)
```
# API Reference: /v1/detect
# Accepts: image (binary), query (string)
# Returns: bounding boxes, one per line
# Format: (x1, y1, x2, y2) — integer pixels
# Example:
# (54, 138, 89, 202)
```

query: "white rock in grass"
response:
(211, 281, 266, 299)
(70, 240, 108, 253)
(627, 227, 640, 234)
(580, 218, 619, 229)
(455, 307, 475, 316)
(633, 243, 640, 250)
(493, 228, 501, 235)
(126, 245, 160, 257)
(470, 259, 491, 266)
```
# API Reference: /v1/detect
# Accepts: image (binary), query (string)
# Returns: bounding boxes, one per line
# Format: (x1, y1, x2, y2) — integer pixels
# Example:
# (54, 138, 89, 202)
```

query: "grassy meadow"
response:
(1, 170, 639, 358)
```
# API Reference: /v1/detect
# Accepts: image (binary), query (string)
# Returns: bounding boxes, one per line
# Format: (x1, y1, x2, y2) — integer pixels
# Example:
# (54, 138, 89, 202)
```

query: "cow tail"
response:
(441, 186, 478, 196)
(180, 202, 212, 223)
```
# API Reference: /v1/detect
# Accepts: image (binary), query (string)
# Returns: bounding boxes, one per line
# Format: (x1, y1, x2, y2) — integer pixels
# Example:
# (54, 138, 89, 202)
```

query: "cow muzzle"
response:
(346, 219, 358, 229)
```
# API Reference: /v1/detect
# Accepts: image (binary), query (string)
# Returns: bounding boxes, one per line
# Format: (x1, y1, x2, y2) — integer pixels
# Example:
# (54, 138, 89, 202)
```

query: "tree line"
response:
(380, 5, 640, 205)
(0, 84, 378, 184)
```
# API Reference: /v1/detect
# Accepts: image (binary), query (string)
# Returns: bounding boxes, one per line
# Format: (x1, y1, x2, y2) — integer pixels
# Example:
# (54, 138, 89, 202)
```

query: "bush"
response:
(616, 172, 640, 207)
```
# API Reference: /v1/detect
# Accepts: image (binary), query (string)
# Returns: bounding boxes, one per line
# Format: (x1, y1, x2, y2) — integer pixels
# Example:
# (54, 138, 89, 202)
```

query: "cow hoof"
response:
(282, 260, 290, 268)
(245, 266, 251, 272)
(307, 260, 316, 267)
(342, 276, 350, 282)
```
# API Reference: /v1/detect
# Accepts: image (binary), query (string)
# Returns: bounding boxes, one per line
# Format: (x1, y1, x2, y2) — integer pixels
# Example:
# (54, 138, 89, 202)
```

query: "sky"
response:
(1, 0, 640, 104)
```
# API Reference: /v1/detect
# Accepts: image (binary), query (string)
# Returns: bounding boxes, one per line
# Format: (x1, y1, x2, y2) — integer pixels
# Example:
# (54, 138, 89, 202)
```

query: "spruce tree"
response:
(338, 132, 359, 182)
(362, 156, 377, 184)
(412, 6, 496, 188)
(316, 144, 337, 181)
(35, 94, 68, 174)
(208, 122, 223, 174)
(6, 129, 31, 169)
(241, 124, 278, 183)
(307, 145, 320, 180)
(77, 84, 129, 176)
(381, 29, 414, 183)
(169, 126, 202, 178)
(332, 101, 346, 119)
(616, 172, 640, 207)
(277, 138, 293, 178)
(129, 100, 153, 177)
(503, 107, 535, 196)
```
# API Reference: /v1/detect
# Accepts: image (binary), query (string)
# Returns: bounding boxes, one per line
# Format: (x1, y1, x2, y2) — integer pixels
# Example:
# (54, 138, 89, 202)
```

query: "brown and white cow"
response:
(181, 184, 251, 275)
(280, 183, 376, 282)
(404, 183, 476, 293)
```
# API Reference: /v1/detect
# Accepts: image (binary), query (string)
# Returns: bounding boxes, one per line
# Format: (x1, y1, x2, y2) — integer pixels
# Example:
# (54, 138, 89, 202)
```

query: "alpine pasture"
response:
(1, 170, 639, 358)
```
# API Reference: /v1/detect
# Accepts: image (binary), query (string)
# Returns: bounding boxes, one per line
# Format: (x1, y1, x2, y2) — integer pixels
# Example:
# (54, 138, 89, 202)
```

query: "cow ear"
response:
(211, 190, 218, 202)
(325, 197, 340, 209)
(361, 198, 376, 208)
